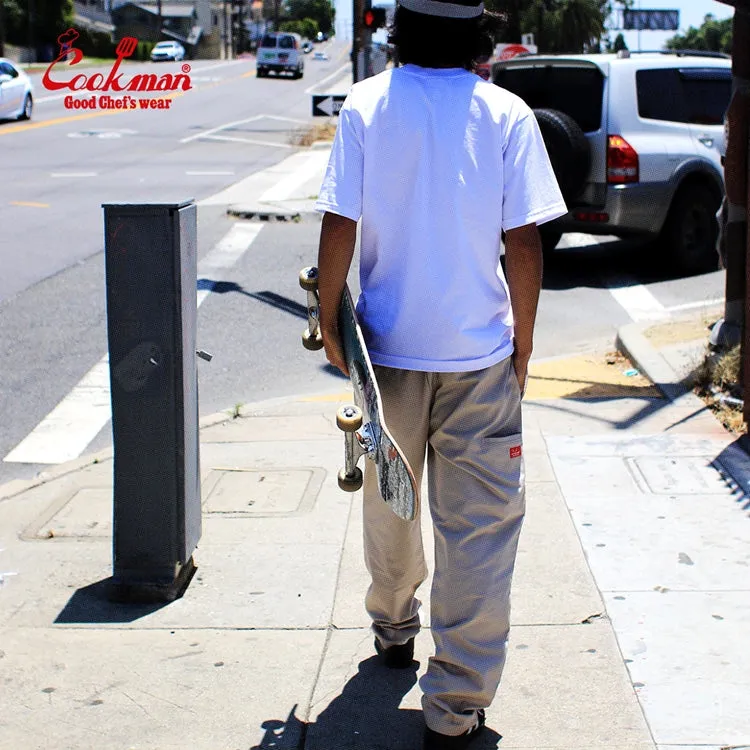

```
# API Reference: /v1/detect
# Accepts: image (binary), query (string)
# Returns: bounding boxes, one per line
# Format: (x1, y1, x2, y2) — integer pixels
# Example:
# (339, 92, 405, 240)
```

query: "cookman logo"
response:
(44, 30, 192, 111)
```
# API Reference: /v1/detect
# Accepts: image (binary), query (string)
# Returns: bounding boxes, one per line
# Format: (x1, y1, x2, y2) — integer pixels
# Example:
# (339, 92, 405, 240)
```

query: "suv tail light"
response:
(607, 135, 639, 184)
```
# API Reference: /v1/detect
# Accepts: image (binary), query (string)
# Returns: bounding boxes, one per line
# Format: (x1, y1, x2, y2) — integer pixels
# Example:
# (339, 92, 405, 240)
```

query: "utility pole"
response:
(27, 0, 35, 62)
(157, 0, 163, 40)
(711, 0, 750, 427)
(362, 0, 372, 79)
(352, 0, 363, 82)
(0, 0, 6, 58)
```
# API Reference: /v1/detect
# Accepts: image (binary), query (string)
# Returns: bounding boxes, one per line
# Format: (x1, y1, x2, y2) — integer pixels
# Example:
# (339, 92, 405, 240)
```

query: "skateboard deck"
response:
(299, 266, 419, 521)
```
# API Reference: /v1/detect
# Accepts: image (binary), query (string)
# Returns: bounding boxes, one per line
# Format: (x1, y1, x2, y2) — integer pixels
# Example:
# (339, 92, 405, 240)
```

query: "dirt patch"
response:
(291, 120, 338, 147)
(642, 310, 721, 348)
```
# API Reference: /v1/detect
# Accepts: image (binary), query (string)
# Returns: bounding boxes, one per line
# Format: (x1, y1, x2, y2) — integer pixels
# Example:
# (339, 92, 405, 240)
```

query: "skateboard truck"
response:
(299, 267, 324, 351)
(336, 404, 377, 492)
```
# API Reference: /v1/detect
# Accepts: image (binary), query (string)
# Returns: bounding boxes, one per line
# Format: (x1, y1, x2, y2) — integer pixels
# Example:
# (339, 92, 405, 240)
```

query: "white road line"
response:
(259, 149, 330, 202)
(180, 115, 264, 144)
(304, 63, 351, 95)
(607, 278, 667, 322)
(664, 298, 724, 313)
(4, 223, 264, 465)
(203, 134, 294, 149)
(50, 172, 98, 177)
(185, 170, 236, 175)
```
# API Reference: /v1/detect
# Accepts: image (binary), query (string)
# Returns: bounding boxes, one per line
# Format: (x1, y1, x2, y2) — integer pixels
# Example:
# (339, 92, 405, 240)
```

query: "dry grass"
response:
(291, 120, 338, 147)
(692, 345, 745, 434)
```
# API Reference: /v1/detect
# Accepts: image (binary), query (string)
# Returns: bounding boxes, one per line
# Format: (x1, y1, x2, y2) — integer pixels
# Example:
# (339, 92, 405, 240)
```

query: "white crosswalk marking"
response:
(607, 279, 667, 322)
(4, 223, 263, 465)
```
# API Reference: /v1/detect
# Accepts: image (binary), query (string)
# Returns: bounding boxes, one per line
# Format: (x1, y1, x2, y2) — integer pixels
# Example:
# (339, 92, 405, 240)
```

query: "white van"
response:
(256, 33, 305, 79)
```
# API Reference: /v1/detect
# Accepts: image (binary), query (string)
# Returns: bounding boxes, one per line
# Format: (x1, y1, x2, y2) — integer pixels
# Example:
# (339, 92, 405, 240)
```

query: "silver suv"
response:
(492, 51, 732, 273)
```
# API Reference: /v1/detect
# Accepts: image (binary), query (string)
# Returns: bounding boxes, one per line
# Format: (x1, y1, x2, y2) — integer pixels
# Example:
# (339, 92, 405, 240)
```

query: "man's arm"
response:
(317, 211, 358, 375)
(504, 222, 543, 394)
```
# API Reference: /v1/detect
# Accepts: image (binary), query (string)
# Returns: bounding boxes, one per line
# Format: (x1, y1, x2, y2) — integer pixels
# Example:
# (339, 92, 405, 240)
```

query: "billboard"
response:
(623, 9, 680, 31)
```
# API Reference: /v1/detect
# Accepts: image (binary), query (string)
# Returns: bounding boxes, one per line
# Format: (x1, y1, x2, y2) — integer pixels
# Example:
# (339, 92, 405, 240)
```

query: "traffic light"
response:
(363, 6, 387, 30)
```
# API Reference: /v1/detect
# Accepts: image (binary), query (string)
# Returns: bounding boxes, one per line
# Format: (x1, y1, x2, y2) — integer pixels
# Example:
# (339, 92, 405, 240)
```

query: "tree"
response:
(1, 0, 28, 47)
(556, 0, 604, 53)
(280, 17, 319, 40)
(665, 13, 732, 54)
(490, 0, 606, 53)
(612, 31, 627, 52)
(285, 0, 334, 35)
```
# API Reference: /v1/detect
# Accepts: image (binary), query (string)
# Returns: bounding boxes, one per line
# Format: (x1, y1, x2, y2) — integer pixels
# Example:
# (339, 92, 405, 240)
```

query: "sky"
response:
(334, 0, 736, 49)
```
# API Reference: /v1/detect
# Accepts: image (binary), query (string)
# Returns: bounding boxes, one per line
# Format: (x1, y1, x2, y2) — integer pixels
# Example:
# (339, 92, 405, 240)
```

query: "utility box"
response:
(103, 201, 201, 603)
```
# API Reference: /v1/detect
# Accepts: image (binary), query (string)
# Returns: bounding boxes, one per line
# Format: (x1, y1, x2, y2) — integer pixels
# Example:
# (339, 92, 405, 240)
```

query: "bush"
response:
(73, 26, 117, 58)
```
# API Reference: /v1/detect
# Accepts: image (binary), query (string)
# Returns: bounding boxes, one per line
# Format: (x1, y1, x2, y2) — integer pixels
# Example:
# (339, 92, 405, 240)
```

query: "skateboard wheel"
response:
(336, 405, 363, 432)
(299, 266, 319, 291)
(302, 328, 324, 351)
(338, 466, 363, 492)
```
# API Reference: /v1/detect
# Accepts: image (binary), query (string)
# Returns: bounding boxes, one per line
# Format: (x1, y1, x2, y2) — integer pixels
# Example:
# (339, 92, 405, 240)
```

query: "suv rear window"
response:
(260, 35, 277, 47)
(637, 68, 731, 125)
(492, 65, 605, 133)
(279, 35, 295, 49)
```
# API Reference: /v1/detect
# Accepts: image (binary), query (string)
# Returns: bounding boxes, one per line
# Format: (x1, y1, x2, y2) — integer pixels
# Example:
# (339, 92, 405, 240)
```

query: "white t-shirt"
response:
(315, 64, 567, 372)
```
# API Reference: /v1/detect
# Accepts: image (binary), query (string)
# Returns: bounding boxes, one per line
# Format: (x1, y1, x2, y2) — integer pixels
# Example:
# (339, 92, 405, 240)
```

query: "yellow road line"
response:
(10, 201, 50, 208)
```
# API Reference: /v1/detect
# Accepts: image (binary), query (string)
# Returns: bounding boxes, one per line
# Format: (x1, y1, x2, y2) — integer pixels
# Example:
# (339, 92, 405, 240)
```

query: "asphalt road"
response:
(0, 46, 727, 487)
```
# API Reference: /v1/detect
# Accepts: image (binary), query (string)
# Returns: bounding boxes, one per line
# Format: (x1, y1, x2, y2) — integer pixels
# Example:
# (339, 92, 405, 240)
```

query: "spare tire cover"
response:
(532, 108, 591, 202)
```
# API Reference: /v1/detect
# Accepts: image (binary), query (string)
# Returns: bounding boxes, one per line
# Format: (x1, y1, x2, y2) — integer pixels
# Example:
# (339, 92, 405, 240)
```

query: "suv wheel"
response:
(533, 108, 591, 202)
(661, 184, 720, 274)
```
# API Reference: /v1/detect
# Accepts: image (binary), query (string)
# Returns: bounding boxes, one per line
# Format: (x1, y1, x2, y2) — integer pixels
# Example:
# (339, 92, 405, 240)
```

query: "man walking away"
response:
(314, 1, 567, 747)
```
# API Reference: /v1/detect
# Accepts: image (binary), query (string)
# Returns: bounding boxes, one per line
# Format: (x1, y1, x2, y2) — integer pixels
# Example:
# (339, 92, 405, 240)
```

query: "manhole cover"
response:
(203, 467, 323, 516)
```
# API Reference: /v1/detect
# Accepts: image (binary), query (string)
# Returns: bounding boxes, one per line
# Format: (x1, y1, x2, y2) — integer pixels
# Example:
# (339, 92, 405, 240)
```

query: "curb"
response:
(615, 322, 708, 410)
(0, 388, 347, 505)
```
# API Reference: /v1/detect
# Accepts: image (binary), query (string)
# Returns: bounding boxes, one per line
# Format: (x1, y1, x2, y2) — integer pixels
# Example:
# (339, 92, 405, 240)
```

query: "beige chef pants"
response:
(363, 356, 526, 736)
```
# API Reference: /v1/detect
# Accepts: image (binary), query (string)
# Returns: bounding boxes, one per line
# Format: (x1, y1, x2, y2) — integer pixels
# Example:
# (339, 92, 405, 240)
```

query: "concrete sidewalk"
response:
(1, 149, 749, 749)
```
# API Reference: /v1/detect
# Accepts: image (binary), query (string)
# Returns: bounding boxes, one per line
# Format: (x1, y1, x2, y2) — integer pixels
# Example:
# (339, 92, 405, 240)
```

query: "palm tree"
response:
(556, 0, 605, 52)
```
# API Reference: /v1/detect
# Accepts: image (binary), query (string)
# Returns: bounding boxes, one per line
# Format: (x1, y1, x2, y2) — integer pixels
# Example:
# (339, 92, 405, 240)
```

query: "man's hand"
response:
(512, 348, 531, 396)
(322, 324, 349, 377)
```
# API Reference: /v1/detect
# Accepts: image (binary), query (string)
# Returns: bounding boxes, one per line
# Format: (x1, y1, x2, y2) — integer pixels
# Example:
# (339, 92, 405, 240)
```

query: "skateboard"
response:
(299, 266, 419, 521)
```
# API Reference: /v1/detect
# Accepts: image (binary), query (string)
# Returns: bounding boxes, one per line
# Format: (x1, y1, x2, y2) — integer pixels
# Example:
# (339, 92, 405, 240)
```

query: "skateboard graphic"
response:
(299, 266, 419, 521)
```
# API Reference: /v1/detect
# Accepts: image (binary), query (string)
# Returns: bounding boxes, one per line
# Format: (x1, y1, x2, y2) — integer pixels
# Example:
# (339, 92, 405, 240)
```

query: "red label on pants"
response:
(509, 446, 522, 459)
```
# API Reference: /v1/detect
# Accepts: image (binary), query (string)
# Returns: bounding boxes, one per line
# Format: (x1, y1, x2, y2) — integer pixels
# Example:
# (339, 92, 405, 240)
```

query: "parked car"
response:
(256, 32, 305, 79)
(150, 41, 186, 62)
(492, 50, 732, 273)
(0, 59, 33, 121)
(302, 40, 314, 54)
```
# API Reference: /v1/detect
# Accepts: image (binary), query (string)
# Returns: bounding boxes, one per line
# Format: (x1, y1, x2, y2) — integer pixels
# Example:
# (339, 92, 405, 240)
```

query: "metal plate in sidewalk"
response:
(202, 468, 324, 517)
(23, 487, 112, 540)
(629, 456, 730, 495)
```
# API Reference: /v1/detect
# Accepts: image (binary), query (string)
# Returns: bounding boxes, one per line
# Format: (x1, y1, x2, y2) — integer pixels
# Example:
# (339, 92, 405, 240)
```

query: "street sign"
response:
(623, 9, 680, 31)
(312, 94, 346, 117)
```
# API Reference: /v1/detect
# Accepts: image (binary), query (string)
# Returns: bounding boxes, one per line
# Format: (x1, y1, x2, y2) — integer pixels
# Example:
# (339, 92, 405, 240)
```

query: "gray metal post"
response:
(103, 201, 201, 603)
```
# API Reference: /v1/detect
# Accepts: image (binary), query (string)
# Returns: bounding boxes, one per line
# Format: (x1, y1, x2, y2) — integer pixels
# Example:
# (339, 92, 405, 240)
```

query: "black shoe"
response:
(423, 710, 486, 750)
(374, 636, 415, 669)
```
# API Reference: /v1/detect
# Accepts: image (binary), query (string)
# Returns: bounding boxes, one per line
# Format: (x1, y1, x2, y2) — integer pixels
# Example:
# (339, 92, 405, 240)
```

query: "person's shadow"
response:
(250, 654, 503, 749)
